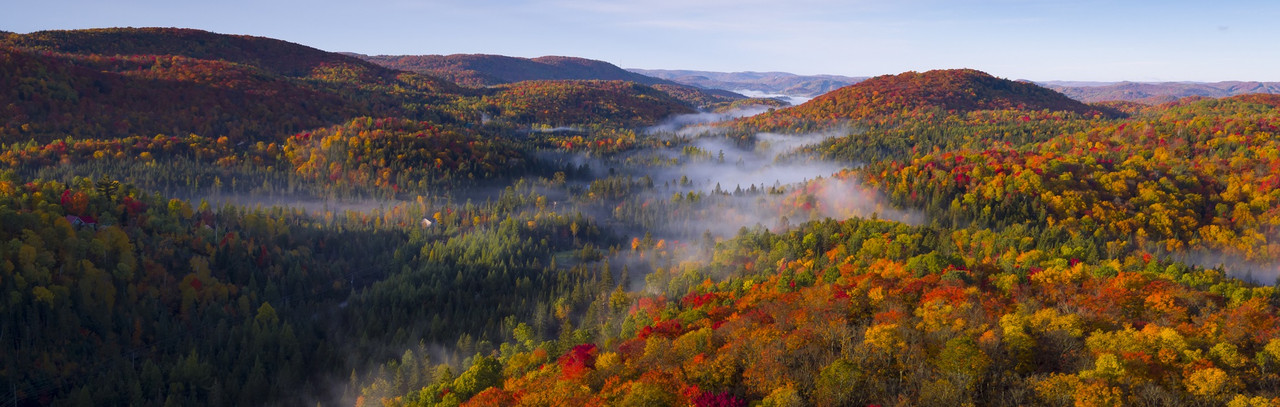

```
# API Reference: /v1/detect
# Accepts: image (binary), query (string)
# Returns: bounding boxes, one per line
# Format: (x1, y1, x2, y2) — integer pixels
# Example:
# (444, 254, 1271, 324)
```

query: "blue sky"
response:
(4, 0, 1277, 81)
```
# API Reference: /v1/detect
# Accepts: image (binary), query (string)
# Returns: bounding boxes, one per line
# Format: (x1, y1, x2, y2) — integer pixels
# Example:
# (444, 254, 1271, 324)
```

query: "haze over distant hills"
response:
(630, 68, 865, 98)
(1040, 80, 1280, 104)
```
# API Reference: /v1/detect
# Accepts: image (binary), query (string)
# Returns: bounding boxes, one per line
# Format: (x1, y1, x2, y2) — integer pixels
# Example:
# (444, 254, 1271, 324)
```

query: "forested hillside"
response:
(370, 73, 1280, 407)
(2, 28, 388, 77)
(5, 29, 1280, 407)
(352, 53, 744, 108)
(0, 28, 474, 143)
(354, 54, 666, 87)
(0, 28, 725, 144)
(744, 69, 1122, 132)
(481, 80, 695, 128)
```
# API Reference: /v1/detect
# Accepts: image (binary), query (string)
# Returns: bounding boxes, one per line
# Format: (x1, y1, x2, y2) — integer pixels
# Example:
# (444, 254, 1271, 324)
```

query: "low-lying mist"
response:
(195, 194, 404, 214)
(1171, 250, 1280, 285)
(733, 89, 813, 106)
(598, 124, 922, 244)
(644, 105, 776, 136)
(649, 132, 846, 193)
(526, 126, 587, 133)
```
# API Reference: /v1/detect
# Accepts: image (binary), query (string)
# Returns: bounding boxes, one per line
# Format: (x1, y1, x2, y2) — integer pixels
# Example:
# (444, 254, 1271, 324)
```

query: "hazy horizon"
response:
(5, 0, 1279, 82)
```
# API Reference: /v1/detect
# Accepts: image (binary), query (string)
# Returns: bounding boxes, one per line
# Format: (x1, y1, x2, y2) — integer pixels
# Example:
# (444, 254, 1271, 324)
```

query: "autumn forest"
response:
(4, 28, 1280, 407)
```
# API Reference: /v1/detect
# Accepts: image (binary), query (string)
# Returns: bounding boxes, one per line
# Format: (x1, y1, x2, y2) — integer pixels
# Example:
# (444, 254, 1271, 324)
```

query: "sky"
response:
(4, 0, 1279, 82)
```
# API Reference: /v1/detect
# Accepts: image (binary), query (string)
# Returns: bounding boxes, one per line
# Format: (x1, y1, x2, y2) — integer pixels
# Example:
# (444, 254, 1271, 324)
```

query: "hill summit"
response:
(760, 69, 1115, 125)
(2, 27, 390, 78)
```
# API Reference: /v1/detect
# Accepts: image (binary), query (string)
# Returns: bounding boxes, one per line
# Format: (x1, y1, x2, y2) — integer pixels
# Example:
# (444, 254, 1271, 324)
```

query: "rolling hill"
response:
(481, 80, 696, 127)
(352, 53, 744, 107)
(354, 54, 665, 87)
(745, 69, 1120, 129)
(2, 27, 390, 78)
(0, 28, 480, 143)
(1, 28, 727, 143)
(0, 44, 372, 143)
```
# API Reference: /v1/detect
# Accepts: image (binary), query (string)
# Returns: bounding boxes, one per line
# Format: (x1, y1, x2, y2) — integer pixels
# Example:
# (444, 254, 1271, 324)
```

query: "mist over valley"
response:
(4, 25, 1280, 407)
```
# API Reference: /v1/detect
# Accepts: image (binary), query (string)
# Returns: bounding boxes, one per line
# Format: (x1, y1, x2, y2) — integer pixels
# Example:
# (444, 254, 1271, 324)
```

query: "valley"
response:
(3, 27, 1280, 407)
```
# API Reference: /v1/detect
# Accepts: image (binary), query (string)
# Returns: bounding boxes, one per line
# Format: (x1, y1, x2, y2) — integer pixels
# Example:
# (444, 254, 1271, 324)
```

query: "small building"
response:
(421, 217, 434, 228)
(66, 215, 98, 229)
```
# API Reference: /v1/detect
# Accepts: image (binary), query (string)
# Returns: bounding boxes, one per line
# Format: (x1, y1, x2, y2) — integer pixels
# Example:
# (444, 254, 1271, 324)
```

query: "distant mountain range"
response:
(630, 69, 865, 98)
(1040, 80, 1280, 104)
